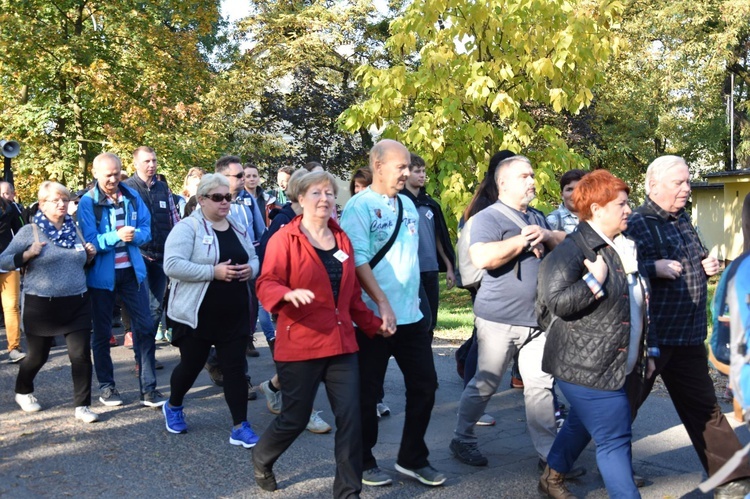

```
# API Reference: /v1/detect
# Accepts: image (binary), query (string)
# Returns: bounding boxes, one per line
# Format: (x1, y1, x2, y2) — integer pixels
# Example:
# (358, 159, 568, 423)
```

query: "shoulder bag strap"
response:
(31, 223, 39, 243)
(369, 196, 403, 269)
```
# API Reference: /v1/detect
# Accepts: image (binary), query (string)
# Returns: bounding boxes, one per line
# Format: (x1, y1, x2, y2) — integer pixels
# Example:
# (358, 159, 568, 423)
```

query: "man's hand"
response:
(377, 299, 397, 336)
(117, 226, 135, 242)
(646, 358, 656, 379)
(445, 268, 456, 290)
(521, 225, 548, 247)
(654, 259, 683, 280)
(701, 256, 720, 277)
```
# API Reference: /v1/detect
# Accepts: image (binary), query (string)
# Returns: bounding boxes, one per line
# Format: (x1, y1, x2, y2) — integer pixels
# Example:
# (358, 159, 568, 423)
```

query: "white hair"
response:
(37, 181, 71, 204)
(645, 155, 687, 195)
(495, 155, 532, 185)
(197, 173, 230, 197)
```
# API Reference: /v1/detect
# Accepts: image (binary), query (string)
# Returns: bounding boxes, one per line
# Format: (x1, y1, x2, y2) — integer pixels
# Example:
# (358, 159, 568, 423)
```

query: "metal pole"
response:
(730, 72, 735, 171)
(3, 157, 12, 185)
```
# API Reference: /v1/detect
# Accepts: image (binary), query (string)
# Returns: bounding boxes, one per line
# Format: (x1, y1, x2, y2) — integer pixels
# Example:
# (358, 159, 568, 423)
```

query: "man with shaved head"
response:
(340, 139, 445, 488)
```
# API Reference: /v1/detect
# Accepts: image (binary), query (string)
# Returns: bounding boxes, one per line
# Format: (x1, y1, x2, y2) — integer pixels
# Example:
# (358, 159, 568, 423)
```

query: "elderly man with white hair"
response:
(625, 155, 750, 498)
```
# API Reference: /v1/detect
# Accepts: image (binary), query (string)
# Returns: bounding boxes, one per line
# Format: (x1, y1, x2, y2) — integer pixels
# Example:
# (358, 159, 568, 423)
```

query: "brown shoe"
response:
(538, 465, 577, 498)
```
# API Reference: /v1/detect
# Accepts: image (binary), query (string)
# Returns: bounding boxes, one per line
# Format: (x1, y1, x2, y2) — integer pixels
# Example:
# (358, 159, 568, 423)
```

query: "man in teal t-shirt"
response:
(340, 139, 444, 489)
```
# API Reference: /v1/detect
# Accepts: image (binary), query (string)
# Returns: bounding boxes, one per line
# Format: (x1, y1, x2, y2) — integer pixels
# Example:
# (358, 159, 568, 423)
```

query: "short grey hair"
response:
(645, 155, 688, 195)
(495, 155, 532, 185)
(38, 181, 71, 204)
(197, 173, 230, 198)
(294, 171, 338, 201)
(285, 169, 310, 202)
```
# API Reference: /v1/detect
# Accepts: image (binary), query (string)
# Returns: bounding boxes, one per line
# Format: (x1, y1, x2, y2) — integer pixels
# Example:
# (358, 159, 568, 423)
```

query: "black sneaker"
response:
(450, 438, 488, 466)
(246, 339, 260, 358)
(99, 387, 123, 406)
(141, 390, 167, 408)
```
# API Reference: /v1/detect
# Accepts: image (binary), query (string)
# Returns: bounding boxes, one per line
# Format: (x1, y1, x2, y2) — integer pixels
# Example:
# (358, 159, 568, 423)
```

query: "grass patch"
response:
(434, 275, 474, 343)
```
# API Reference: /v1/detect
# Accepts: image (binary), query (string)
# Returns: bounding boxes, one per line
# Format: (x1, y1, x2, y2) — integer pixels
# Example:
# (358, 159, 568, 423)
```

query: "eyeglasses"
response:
(204, 193, 232, 203)
(45, 198, 70, 206)
(227, 173, 244, 179)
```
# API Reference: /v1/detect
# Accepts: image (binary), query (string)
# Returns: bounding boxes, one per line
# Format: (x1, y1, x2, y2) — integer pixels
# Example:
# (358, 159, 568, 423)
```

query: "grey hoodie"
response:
(163, 210, 259, 329)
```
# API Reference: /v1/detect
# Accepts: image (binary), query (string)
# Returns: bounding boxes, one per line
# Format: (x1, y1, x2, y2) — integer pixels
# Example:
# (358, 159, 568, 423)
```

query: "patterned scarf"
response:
(33, 211, 79, 249)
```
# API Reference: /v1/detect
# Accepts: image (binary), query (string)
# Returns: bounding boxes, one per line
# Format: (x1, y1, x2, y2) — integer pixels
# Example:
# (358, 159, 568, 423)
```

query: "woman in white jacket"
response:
(162, 174, 260, 447)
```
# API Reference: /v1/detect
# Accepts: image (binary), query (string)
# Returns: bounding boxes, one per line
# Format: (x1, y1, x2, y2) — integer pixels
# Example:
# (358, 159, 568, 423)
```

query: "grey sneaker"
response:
(9, 349, 26, 363)
(362, 467, 392, 486)
(394, 463, 446, 486)
(306, 410, 332, 434)
(260, 380, 281, 414)
(450, 438, 488, 466)
(75, 406, 100, 423)
(15, 393, 42, 412)
(141, 390, 167, 408)
(99, 387, 123, 406)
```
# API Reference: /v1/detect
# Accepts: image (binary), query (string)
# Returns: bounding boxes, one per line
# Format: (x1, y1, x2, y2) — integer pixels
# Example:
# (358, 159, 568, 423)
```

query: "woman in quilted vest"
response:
(536, 170, 655, 499)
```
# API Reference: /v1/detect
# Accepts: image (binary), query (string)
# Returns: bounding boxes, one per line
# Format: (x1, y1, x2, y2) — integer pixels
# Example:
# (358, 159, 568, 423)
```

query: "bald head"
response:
(93, 153, 123, 196)
(0, 181, 15, 202)
(495, 155, 536, 210)
(369, 139, 411, 197)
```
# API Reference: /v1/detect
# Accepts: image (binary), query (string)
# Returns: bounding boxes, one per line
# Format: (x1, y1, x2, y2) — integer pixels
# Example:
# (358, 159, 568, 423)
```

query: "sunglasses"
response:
(204, 193, 232, 203)
(227, 173, 244, 179)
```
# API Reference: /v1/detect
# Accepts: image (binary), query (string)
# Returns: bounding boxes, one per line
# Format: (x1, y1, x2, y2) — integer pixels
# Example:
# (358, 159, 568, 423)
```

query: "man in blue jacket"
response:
(79, 152, 165, 408)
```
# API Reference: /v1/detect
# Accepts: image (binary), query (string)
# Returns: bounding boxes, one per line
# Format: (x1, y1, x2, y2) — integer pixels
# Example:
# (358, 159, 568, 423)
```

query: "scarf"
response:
(33, 211, 79, 249)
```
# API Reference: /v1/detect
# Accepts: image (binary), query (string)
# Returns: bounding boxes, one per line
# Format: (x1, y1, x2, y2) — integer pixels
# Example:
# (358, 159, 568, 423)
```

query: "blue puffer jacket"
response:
(78, 183, 152, 290)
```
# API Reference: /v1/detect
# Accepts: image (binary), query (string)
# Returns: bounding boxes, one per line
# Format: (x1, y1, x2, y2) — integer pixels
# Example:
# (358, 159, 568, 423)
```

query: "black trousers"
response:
(253, 353, 362, 499)
(16, 331, 92, 407)
(628, 344, 750, 484)
(169, 334, 248, 425)
(356, 316, 438, 471)
(420, 271, 440, 334)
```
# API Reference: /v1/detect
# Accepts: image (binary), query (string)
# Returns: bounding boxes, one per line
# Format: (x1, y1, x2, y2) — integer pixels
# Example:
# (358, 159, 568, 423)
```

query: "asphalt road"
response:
(1, 330, 747, 498)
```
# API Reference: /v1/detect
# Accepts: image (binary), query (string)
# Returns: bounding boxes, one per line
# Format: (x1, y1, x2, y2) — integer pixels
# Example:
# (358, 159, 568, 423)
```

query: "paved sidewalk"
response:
(1, 330, 747, 498)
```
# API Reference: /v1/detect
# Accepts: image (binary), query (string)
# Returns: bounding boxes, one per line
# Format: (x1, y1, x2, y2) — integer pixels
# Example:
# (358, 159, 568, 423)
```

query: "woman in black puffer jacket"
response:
(536, 170, 656, 499)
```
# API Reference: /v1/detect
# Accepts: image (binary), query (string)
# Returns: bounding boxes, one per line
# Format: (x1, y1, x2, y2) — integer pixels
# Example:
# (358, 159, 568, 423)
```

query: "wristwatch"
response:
(646, 347, 661, 358)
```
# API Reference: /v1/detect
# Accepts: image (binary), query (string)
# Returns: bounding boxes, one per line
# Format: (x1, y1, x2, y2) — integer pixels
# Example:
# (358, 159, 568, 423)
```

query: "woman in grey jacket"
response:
(1, 182, 97, 422)
(162, 174, 261, 447)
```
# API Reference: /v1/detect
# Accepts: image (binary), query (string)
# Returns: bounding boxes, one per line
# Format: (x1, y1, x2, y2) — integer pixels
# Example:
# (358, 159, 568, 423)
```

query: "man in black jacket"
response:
(401, 153, 456, 338)
(124, 147, 179, 337)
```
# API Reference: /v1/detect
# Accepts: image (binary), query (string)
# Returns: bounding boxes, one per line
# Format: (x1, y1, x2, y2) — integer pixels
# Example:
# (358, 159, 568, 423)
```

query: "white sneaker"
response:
(475, 413, 496, 426)
(75, 406, 100, 423)
(15, 393, 42, 412)
(377, 402, 391, 418)
(306, 410, 332, 434)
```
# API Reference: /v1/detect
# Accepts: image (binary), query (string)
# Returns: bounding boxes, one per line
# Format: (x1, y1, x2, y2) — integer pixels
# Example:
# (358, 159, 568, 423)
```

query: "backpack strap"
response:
(369, 196, 403, 269)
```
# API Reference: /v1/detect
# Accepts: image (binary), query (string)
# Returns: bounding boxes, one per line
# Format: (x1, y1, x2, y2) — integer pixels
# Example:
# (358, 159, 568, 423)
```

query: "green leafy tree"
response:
(0, 0, 223, 199)
(340, 0, 624, 227)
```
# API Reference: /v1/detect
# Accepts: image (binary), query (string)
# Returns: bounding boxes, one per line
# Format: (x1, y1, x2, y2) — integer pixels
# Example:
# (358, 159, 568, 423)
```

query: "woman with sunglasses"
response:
(161, 173, 261, 447)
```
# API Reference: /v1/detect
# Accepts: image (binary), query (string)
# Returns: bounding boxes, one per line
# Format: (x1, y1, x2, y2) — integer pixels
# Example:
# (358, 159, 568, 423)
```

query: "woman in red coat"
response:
(253, 171, 383, 498)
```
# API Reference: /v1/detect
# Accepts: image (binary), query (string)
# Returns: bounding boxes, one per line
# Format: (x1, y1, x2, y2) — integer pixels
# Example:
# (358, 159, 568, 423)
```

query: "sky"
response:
(221, 0, 251, 23)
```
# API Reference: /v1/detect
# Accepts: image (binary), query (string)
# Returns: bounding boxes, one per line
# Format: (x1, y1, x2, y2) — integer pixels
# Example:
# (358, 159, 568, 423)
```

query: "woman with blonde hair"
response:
(1, 181, 98, 422)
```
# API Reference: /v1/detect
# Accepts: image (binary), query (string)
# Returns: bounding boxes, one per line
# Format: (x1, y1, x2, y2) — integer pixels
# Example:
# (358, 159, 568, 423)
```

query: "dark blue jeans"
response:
(547, 379, 639, 498)
(91, 268, 157, 395)
(144, 258, 168, 331)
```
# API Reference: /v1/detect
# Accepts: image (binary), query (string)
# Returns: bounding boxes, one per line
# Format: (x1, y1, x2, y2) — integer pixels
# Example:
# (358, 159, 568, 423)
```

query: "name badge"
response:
(75, 244, 85, 252)
(425, 210, 433, 220)
(244, 198, 253, 206)
(159, 201, 167, 209)
(131, 211, 137, 221)
(202, 235, 214, 245)
(333, 250, 349, 262)
(407, 223, 417, 235)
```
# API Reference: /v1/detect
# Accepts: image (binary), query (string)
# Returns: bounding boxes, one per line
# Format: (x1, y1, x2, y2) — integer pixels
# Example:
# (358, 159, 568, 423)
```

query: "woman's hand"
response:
(214, 259, 233, 281)
(84, 243, 97, 263)
(583, 255, 608, 284)
(233, 263, 252, 282)
(23, 241, 46, 262)
(283, 289, 315, 308)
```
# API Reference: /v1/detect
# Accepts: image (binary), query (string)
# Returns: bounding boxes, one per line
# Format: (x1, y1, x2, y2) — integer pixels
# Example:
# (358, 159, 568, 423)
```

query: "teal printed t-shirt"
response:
(339, 187, 423, 325)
